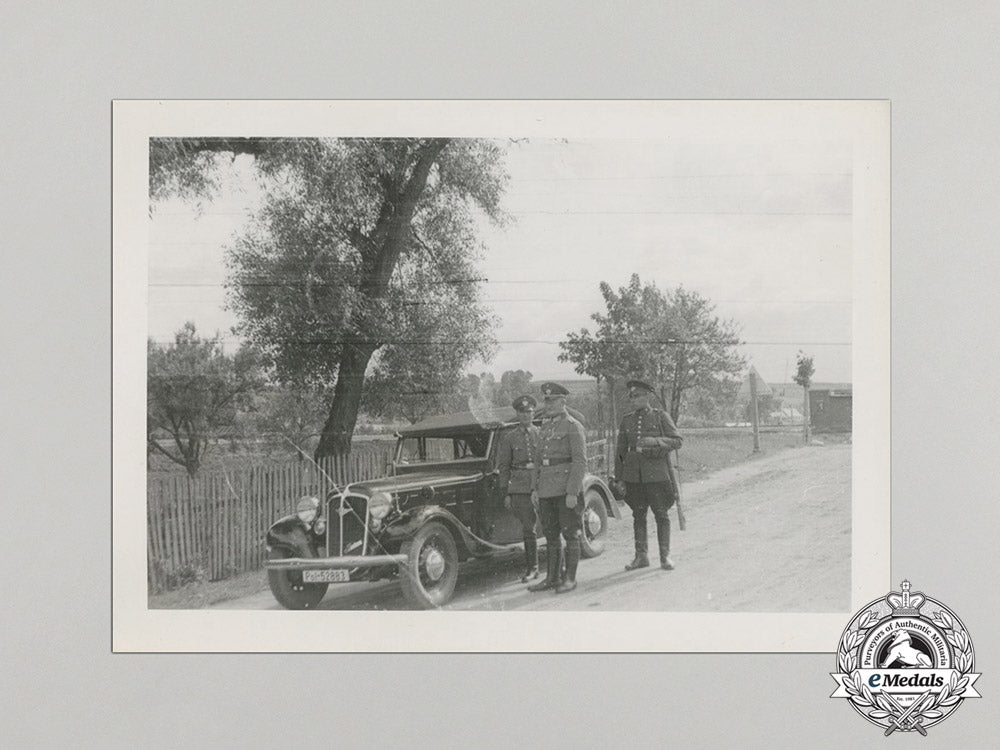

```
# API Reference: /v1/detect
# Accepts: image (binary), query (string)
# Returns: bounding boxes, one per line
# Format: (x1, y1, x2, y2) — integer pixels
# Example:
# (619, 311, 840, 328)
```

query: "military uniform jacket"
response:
(614, 407, 683, 483)
(536, 413, 587, 498)
(496, 424, 540, 496)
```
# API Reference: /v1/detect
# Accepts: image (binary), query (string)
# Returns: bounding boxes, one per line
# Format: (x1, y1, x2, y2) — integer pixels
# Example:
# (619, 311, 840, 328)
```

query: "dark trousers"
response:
(509, 494, 537, 539)
(510, 494, 539, 569)
(538, 495, 583, 583)
(625, 481, 675, 553)
(537, 494, 583, 542)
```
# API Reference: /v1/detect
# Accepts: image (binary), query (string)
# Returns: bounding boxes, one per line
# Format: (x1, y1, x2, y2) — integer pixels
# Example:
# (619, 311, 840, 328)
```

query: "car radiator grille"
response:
(327, 494, 369, 557)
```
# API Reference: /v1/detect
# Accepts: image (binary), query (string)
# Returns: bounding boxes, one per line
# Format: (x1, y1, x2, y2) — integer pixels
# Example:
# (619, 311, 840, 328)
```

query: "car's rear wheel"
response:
(399, 521, 459, 609)
(267, 547, 329, 610)
(579, 488, 609, 559)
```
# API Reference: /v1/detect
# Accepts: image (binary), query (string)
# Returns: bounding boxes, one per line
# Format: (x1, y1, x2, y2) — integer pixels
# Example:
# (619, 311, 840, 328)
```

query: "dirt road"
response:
(212, 443, 850, 613)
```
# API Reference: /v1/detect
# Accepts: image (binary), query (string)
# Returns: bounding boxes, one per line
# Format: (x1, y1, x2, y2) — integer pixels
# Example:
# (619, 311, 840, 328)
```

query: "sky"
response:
(148, 137, 852, 386)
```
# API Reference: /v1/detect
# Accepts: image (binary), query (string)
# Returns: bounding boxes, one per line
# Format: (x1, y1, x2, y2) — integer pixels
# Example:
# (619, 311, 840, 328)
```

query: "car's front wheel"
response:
(579, 488, 609, 558)
(267, 547, 329, 610)
(399, 521, 459, 609)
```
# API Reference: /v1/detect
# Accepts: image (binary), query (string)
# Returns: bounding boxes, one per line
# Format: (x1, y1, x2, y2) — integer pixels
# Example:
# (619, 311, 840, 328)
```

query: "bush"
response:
(149, 558, 208, 593)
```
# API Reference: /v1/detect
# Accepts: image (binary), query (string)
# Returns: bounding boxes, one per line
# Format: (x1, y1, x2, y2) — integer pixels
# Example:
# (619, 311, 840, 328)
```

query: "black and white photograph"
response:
(114, 100, 889, 651)
(9, 2, 999, 746)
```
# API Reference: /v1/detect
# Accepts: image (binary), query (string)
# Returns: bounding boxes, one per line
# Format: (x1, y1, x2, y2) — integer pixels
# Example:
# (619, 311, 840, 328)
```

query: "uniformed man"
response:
(533, 400, 588, 425)
(496, 394, 541, 582)
(615, 379, 683, 571)
(527, 382, 588, 593)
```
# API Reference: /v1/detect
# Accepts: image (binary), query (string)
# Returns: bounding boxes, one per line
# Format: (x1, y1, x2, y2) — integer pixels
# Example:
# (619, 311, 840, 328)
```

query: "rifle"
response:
(653, 391, 686, 531)
(669, 449, 686, 531)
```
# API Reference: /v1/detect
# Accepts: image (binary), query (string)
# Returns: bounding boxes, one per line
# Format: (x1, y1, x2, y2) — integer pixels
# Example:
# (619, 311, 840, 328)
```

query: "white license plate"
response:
(303, 569, 350, 583)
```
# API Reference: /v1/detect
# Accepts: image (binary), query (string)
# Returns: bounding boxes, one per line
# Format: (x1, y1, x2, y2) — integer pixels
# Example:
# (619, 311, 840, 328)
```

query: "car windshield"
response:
(397, 434, 490, 464)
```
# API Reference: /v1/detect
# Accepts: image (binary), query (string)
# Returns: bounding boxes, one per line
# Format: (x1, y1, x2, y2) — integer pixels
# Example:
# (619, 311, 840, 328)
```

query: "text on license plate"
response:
(303, 569, 350, 583)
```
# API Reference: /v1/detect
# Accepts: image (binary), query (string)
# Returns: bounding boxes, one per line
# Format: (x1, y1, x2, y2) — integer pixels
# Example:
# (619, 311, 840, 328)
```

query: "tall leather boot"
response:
(521, 536, 539, 582)
(527, 539, 561, 591)
(625, 539, 649, 570)
(555, 539, 580, 593)
(657, 519, 674, 570)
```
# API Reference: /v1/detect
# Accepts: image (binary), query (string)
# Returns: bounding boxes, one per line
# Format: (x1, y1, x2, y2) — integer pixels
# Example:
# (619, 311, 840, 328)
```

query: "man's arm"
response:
(614, 416, 628, 477)
(657, 410, 683, 450)
(529, 427, 540, 494)
(566, 420, 587, 497)
(638, 411, 683, 456)
(495, 431, 512, 496)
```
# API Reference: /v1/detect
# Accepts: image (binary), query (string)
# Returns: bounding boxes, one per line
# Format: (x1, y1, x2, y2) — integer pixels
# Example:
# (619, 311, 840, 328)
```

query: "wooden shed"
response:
(809, 387, 853, 433)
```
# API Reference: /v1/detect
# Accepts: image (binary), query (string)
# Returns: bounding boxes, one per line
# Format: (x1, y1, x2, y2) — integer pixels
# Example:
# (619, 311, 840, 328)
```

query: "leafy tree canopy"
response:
(147, 322, 264, 476)
(151, 137, 509, 457)
(560, 274, 745, 422)
(794, 350, 815, 389)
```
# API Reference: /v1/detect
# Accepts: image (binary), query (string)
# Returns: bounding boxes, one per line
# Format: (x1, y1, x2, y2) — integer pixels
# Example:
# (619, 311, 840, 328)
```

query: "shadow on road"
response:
(316, 548, 530, 610)
(314, 547, 670, 611)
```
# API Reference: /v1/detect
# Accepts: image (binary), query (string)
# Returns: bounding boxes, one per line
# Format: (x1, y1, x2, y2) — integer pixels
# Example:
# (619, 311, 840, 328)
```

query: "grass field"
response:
(148, 426, 849, 608)
(675, 427, 848, 478)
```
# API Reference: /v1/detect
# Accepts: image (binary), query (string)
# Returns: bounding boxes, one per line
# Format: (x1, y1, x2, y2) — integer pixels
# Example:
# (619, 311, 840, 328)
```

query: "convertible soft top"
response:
(398, 407, 518, 436)
(398, 403, 589, 436)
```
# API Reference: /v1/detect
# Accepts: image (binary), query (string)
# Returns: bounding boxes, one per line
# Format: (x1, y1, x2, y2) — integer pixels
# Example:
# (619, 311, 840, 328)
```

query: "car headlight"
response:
(296, 496, 320, 524)
(369, 491, 393, 520)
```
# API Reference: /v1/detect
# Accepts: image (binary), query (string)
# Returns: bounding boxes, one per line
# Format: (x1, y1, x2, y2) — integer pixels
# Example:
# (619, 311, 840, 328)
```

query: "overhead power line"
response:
(147, 336, 851, 347)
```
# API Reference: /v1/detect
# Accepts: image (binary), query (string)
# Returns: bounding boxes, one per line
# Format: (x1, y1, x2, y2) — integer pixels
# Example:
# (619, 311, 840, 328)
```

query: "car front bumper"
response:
(265, 553, 407, 571)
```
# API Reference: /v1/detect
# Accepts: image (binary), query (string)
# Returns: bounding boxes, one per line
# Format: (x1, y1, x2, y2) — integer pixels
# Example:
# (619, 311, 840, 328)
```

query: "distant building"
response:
(809, 386, 853, 433)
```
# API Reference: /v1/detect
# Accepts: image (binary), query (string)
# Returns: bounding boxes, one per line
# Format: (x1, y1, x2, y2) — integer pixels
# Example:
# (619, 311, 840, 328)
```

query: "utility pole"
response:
(802, 386, 812, 444)
(747, 365, 771, 454)
(794, 352, 815, 446)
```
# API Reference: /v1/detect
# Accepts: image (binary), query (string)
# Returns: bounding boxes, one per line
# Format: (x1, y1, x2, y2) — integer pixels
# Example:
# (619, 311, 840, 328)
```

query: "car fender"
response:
(583, 475, 622, 520)
(383, 505, 500, 559)
(265, 515, 315, 558)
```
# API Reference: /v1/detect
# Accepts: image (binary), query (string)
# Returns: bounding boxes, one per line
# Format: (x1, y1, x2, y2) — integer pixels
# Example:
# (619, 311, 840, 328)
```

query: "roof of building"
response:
(810, 384, 853, 394)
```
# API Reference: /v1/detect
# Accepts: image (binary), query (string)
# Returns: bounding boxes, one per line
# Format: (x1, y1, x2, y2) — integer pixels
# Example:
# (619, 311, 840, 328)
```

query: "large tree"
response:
(560, 274, 745, 424)
(361, 282, 498, 424)
(559, 282, 647, 436)
(147, 322, 263, 476)
(150, 137, 508, 457)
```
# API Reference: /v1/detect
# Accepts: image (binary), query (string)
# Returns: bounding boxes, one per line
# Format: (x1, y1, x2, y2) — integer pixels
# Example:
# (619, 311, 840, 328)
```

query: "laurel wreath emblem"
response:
(836, 608, 974, 727)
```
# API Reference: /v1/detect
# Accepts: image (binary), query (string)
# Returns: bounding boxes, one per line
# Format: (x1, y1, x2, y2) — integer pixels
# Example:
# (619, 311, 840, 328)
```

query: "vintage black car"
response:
(265, 408, 621, 609)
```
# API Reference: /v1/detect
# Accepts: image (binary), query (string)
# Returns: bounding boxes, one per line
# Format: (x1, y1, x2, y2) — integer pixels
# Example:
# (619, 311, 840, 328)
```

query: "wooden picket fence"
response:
(147, 440, 613, 592)
(146, 448, 394, 592)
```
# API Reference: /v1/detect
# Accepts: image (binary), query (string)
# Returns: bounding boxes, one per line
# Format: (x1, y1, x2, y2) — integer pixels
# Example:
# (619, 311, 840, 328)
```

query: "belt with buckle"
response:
(541, 457, 571, 466)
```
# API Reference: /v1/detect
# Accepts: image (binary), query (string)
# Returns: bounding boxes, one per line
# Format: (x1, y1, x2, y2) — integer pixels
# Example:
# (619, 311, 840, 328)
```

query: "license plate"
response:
(303, 569, 350, 583)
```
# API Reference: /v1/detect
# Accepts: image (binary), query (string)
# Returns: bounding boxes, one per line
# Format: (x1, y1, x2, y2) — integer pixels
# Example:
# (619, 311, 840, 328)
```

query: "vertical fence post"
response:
(147, 479, 162, 592)
(149, 444, 405, 590)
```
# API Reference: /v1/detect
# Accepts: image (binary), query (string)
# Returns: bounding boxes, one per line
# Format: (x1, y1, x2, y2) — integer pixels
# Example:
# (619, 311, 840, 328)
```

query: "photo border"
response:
(113, 99, 889, 652)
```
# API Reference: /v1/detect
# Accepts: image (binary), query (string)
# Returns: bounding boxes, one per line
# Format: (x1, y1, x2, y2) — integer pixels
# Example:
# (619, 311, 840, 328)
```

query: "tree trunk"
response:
(313, 139, 449, 459)
(314, 343, 378, 459)
(669, 348, 684, 423)
(669, 386, 682, 424)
